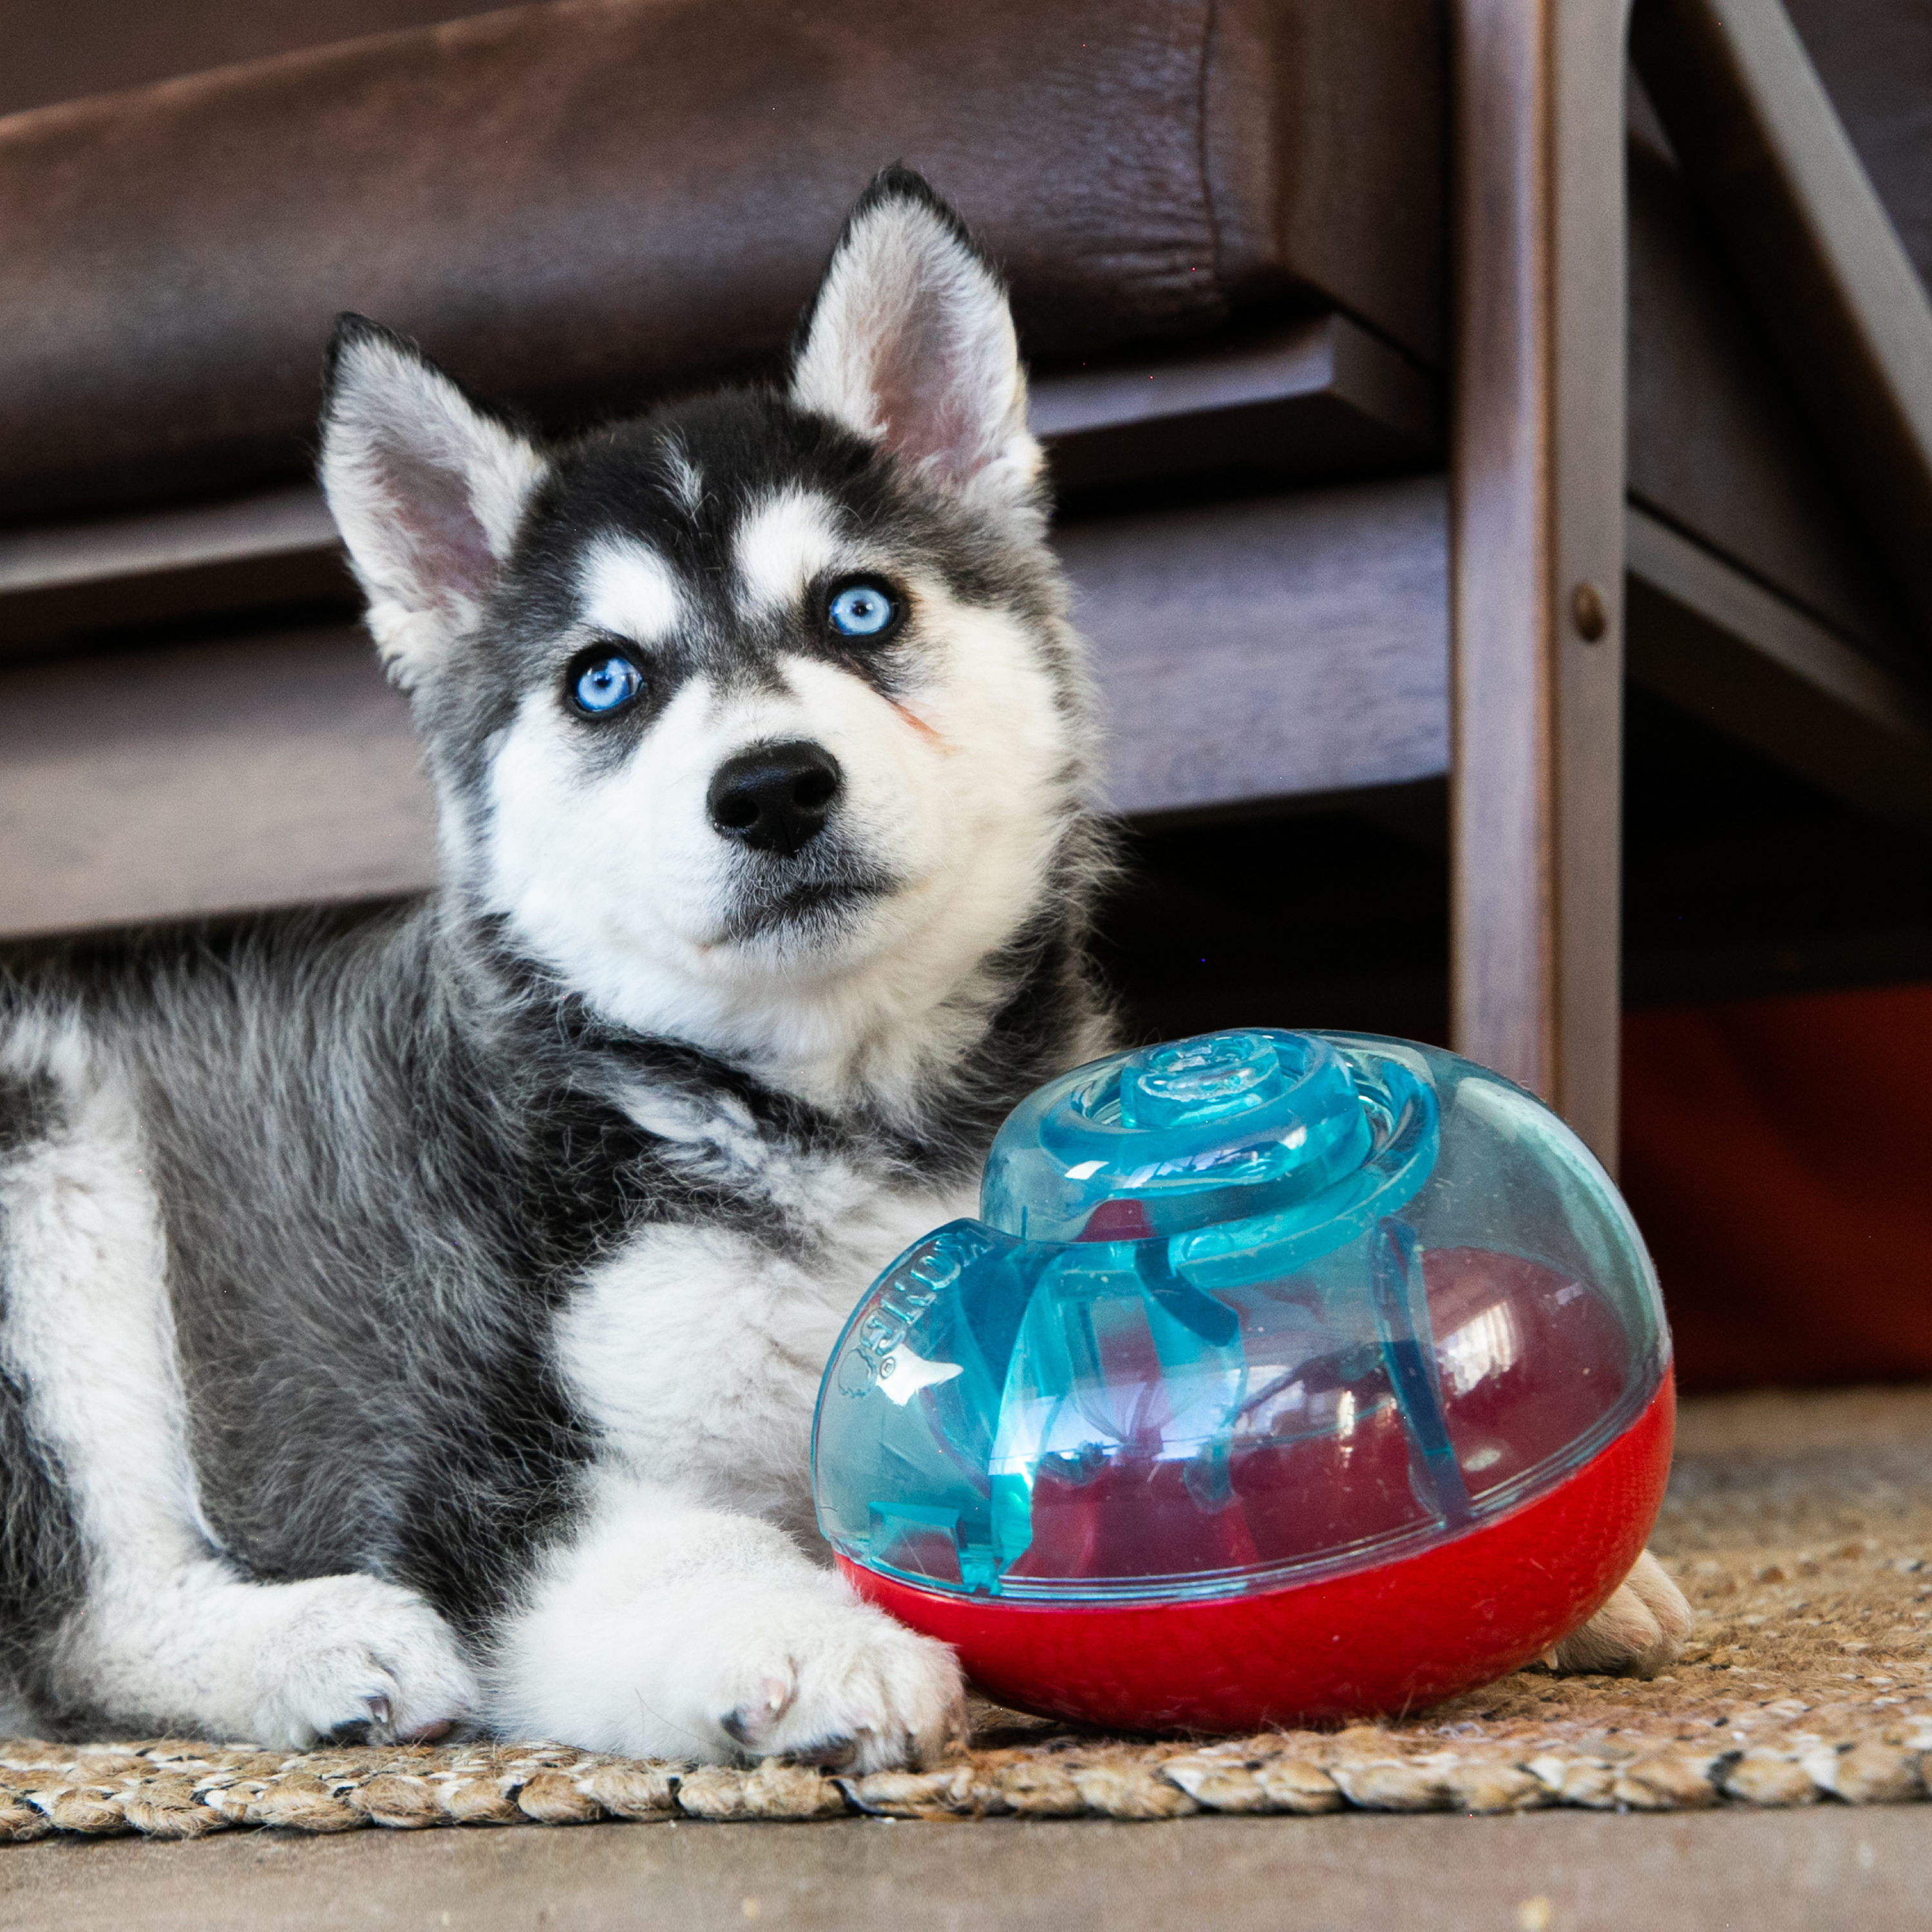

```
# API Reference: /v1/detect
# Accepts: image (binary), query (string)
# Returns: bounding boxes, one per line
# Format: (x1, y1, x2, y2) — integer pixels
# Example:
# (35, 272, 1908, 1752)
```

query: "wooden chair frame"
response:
(1452, 0, 1932, 1167)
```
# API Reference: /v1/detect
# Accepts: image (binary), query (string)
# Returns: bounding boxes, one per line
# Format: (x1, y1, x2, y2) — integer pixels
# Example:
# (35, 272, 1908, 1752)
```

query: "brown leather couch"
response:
(0, 0, 1443, 523)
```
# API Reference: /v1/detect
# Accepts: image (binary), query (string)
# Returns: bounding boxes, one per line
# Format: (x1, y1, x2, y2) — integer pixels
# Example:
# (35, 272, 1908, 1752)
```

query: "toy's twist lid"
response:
(813, 1030, 1669, 1605)
(981, 1030, 1430, 1249)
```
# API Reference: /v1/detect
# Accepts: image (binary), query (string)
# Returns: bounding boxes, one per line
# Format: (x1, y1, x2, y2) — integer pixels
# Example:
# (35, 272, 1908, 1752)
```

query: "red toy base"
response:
(843, 1372, 1676, 1732)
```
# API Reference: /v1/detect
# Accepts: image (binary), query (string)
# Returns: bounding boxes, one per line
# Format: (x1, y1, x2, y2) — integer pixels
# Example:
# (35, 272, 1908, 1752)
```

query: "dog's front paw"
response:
(702, 1587, 966, 1774)
(1549, 1549, 1694, 1677)
(238, 1573, 478, 1747)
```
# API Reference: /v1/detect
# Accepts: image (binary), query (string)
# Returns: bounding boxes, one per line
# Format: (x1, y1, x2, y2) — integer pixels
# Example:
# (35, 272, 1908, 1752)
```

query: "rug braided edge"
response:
(2, 1716, 1927, 1839)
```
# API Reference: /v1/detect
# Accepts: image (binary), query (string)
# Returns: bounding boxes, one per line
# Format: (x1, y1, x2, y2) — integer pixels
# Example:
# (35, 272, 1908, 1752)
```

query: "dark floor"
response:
(5, 1806, 1929, 1932)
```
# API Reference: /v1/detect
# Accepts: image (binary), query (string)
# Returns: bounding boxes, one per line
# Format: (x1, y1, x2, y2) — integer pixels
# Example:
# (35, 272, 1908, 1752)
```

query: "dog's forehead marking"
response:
(578, 535, 687, 644)
(733, 488, 844, 619)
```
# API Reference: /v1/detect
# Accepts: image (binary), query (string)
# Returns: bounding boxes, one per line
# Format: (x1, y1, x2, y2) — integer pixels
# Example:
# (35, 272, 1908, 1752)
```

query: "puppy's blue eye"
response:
(572, 653, 643, 716)
(828, 583, 896, 638)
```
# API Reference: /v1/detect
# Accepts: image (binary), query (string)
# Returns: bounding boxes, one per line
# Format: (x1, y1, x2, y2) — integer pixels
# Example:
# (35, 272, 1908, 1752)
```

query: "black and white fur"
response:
(0, 173, 1685, 1765)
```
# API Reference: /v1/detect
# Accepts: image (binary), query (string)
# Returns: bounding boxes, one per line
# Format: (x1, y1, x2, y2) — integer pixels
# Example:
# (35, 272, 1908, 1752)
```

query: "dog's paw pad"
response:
(316, 1692, 396, 1747)
(1551, 1551, 1695, 1678)
(710, 1602, 965, 1774)
(722, 1672, 797, 1750)
(240, 1574, 477, 1748)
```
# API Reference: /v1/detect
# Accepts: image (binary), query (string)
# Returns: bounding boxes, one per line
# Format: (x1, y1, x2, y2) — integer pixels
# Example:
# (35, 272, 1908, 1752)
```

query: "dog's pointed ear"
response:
(319, 316, 549, 690)
(790, 168, 1039, 516)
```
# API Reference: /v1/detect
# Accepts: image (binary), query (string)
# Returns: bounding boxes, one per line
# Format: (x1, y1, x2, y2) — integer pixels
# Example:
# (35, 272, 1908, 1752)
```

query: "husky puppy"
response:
(0, 171, 1684, 1768)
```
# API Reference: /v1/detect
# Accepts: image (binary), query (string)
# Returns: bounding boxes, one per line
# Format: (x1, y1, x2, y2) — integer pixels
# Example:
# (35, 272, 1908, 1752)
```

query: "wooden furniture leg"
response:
(1450, 0, 1629, 1170)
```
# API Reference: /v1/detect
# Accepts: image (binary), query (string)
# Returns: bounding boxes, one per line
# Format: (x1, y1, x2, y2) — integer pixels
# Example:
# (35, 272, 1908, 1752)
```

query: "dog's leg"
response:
(489, 1474, 966, 1769)
(1548, 1549, 1694, 1676)
(0, 1060, 475, 1745)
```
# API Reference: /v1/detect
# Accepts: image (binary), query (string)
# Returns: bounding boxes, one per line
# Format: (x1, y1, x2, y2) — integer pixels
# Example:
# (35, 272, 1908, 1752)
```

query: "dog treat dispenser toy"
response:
(812, 1029, 1674, 1730)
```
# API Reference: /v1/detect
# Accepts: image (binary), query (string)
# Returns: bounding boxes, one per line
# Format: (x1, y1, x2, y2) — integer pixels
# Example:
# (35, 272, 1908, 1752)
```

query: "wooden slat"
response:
(0, 314, 1436, 653)
(0, 486, 348, 652)
(0, 480, 1452, 942)
(1070, 479, 1448, 818)
(1627, 132, 1911, 667)
(1036, 313, 1438, 495)
(1450, 0, 1629, 1166)
(1625, 505, 1932, 831)
(0, 626, 433, 936)
(1632, 0, 1932, 645)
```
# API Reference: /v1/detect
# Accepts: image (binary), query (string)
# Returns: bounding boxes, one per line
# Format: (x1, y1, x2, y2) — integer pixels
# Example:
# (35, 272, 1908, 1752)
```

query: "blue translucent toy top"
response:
(812, 1030, 1669, 1604)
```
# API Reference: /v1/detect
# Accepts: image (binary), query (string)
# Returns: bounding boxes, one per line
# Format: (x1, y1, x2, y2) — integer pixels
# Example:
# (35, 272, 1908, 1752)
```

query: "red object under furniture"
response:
(1623, 984, 1932, 1391)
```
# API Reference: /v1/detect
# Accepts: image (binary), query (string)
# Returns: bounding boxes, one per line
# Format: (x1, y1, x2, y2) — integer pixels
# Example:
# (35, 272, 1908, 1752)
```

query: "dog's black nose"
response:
(707, 741, 843, 858)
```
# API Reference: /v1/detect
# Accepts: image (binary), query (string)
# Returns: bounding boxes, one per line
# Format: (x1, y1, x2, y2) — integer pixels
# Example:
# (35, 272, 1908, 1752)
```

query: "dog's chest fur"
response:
(558, 1137, 974, 1532)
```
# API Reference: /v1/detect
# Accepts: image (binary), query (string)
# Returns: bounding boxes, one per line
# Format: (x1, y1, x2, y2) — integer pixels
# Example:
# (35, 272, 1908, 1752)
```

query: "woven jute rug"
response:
(8, 1385, 1932, 1841)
